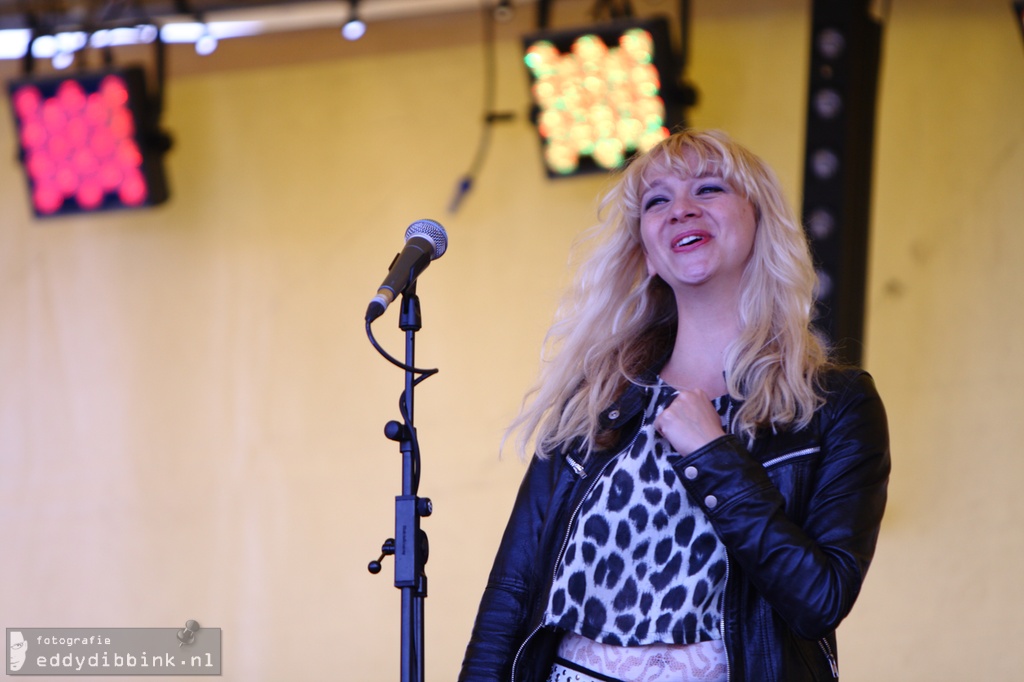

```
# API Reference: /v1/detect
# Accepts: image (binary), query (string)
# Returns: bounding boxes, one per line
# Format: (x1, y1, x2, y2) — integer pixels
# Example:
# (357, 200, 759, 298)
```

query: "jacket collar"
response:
(597, 360, 667, 430)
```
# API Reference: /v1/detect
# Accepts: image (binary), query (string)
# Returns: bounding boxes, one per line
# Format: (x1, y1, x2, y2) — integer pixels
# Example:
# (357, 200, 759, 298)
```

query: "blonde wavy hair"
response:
(509, 129, 831, 458)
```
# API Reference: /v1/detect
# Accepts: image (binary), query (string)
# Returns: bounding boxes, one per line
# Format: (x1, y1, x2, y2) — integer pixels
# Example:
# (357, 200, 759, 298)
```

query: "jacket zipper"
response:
(509, 622, 544, 682)
(818, 637, 839, 678)
(760, 446, 820, 470)
(765, 445, 833, 679)
(510, 416, 649, 682)
(719, 554, 731, 682)
(510, 455, 615, 682)
(565, 454, 587, 478)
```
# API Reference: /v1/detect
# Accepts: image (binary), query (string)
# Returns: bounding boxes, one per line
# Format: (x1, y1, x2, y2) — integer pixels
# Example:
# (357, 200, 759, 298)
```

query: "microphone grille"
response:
(405, 219, 448, 260)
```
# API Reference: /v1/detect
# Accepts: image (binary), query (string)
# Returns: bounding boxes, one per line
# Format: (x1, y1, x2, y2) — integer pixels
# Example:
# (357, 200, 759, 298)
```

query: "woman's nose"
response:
(670, 197, 700, 221)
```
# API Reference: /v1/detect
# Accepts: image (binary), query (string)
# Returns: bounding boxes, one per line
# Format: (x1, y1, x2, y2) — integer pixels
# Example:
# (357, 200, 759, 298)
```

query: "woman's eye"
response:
(643, 196, 667, 211)
(697, 184, 724, 195)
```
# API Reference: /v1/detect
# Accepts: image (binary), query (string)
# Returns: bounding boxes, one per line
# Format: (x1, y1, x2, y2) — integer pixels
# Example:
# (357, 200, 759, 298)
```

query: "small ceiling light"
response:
(51, 50, 74, 70)
(493, 0, 514, 22)
(195, 20, 218, 55)
(807, 208, 836, 240)
(812, 88, 843, 119)
(342, 0, 366, 41)
(816, 28, 846, 60)
(811, 148, 840, 180)
(138, 25, 159, 44)
(195, 30, 217, 55)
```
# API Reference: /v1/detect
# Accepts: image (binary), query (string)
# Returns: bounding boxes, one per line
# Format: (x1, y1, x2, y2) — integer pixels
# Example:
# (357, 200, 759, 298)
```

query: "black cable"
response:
(365, 319, 440, 378)
(365, 318, 438, 495)
(398, 390, 421, 493)
(679, 0, 691, 67)
(153, 24, 166, 117)
(21, 23, 35, 75)
(448, 1, 513, 214)
(877, 0, 893, 25)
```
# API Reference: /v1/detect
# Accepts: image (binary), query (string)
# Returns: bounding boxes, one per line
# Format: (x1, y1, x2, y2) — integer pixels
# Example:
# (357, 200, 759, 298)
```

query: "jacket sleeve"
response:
(459, 454, 555, 682)
(669, 370, 890, 640)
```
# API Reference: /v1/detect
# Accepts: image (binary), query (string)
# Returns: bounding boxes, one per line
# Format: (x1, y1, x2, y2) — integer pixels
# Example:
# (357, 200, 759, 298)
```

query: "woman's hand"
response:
(653, 389, 726, 456)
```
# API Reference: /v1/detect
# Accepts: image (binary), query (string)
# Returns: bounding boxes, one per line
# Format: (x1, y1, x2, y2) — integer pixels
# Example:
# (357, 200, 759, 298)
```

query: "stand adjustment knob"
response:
(384, 420, 409, 442)
(368, 538, 396, 574)
(417, 498, 433, 517)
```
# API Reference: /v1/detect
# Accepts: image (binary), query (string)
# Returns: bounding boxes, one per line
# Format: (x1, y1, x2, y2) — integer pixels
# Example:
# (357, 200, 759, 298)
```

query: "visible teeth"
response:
(677, 235, 701, 247)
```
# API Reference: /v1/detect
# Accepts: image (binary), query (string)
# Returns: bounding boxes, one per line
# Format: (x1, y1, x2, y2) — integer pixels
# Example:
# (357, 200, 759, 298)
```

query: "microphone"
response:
(366, 219, 449, 322)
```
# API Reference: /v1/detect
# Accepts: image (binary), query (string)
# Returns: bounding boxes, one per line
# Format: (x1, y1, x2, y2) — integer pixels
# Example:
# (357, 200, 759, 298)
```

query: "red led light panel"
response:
(7, 67, 169, 217)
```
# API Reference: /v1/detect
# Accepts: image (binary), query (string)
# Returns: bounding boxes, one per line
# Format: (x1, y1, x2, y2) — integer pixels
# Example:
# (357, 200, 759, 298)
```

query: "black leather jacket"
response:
(460, 368, 889, 682)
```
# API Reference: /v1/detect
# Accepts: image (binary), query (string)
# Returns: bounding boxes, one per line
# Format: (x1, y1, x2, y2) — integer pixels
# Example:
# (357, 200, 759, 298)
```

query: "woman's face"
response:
(638, 167, 757, 296)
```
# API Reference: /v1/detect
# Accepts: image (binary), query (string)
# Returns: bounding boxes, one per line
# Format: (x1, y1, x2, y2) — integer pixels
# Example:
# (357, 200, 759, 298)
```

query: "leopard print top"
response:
(543, 378, 733, 647)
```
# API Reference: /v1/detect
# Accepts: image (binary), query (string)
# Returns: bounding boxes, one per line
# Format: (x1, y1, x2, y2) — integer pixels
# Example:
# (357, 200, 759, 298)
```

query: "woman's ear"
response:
(645, 253, 657, 278)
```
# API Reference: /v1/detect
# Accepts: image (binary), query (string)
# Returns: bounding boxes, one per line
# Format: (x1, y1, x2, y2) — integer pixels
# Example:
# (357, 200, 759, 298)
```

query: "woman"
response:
(459, 130, 889, 682)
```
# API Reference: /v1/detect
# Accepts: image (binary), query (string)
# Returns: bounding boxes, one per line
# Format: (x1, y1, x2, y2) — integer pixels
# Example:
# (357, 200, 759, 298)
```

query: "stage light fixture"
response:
(195, 26, 218, 55)
(522, 17, 685, 177)
(493, 0, 514, 23)
(190, 11, 219, 56)
(342, 0, 366, 41)
(52, 49, 74, 70)
(800, 0, 882, 366)
(7, 67, 170, 217)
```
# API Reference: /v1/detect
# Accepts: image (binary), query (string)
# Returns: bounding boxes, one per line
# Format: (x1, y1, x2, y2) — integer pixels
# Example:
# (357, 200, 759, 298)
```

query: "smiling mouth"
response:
(675, 235, 704, 247)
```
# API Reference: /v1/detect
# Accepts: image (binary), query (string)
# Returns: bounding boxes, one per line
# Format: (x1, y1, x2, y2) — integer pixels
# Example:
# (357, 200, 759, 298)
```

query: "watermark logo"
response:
(6, 623, 221, 676)
(8, 632, 27, 672)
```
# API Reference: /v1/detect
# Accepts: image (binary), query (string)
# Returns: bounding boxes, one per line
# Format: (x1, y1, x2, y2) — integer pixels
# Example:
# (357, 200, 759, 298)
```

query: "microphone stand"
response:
(367, 282, 433, 682)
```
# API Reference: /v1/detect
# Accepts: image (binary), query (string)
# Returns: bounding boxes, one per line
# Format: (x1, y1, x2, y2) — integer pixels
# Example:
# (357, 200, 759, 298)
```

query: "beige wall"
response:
(1, 0, 1022, 679)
